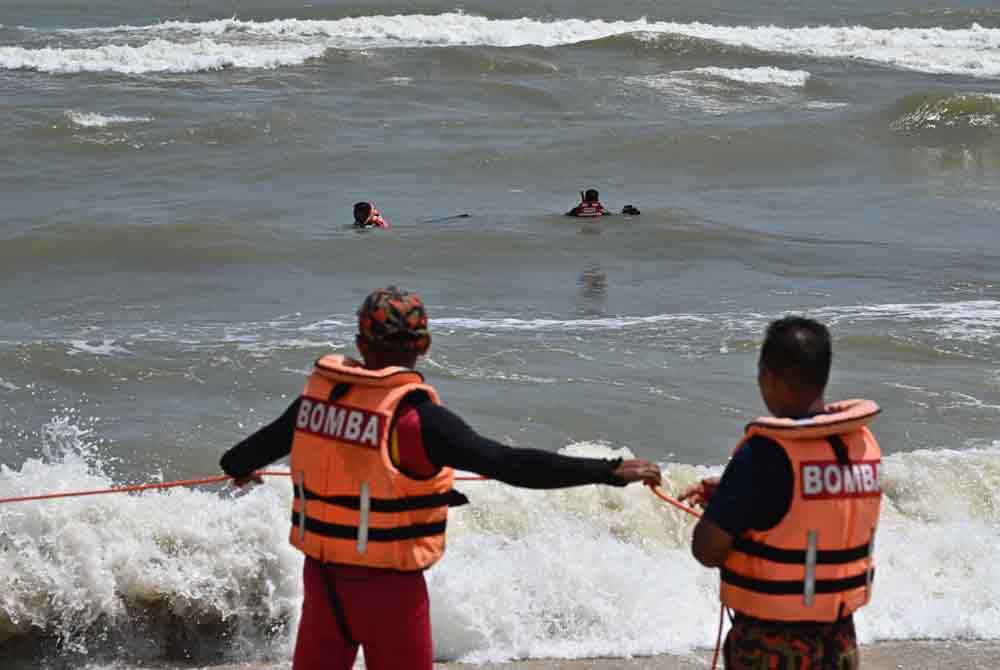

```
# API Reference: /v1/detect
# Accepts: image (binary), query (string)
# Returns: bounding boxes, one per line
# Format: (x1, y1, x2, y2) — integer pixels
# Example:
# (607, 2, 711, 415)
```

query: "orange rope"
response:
(0, 470, 724, 666)
(646, 484, 725, 670)
(711, 600, 725, 670)
(0, 470, 492, 505)
(0, 475, 233, 505)
(647, 484, 702, 519)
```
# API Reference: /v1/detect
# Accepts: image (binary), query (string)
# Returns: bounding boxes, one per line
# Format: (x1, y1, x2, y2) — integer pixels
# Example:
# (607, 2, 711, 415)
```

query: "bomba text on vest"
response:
(296, 398, 383, 448)
(800, 460, 881, 500)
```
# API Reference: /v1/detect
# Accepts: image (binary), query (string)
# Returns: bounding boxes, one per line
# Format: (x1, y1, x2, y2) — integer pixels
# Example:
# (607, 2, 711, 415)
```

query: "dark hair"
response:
(354, 201, 372, 215)
(583, 189, 600, 202)
(760, 316, 832, 395)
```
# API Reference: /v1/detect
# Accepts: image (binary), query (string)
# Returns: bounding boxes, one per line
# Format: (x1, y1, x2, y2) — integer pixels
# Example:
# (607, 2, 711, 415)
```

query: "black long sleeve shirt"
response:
(220, 394, 625, 489)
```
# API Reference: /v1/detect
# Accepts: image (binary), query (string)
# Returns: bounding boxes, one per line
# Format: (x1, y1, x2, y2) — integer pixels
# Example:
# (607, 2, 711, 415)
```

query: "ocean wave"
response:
(0, 38, 326, 74)
(5, 300, 998, 367)
(680, 66, 812, 87)
(623, 67, 812, 115)
(813, 300, 1000, 344)
(64, 110, 153, 128)
(5, 14, 1000, 77)
(1, 418, 998, 666)
(890, 7, 1000, 22)
(65, 339, 133, 357)
(432, 300, 1000, 340)
(434, 313, 714, 332)
(890, 92, 1000, 131)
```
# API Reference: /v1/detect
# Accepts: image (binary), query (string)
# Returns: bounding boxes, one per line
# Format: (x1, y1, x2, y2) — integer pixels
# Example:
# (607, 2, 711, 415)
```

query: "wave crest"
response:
(0, 38, 326, 74)
(2, 418, 1000, 665)
(891, 92, 1000, 131)
(3, 14, 1000, 77)
(64, 110, 152, 127)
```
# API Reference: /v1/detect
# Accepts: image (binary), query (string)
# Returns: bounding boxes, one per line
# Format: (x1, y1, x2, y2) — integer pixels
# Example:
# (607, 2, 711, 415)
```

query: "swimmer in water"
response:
(353, 202, 390, 229)
(566, 190, 640, 218)
(566, 189, 610, 218)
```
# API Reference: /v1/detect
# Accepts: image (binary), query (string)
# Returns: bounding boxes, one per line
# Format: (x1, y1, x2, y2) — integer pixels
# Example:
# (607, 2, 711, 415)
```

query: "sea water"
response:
(1, 1, 999, 667)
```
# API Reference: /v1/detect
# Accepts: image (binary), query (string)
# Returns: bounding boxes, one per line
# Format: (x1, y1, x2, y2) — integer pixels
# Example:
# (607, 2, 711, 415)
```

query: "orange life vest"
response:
(573, 201, 607, 218)
(288, 355, 458, 571)
(720, 399, 882, 622)
(574, 201, 607, 217)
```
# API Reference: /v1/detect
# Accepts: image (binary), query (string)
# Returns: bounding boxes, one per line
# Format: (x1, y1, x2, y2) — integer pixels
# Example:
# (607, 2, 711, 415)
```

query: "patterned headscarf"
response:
(356, 286, 431, 353)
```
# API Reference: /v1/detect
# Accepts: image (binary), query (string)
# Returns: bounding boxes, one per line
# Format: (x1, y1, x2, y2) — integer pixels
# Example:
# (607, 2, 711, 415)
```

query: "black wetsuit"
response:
(220, 393, 624, 488)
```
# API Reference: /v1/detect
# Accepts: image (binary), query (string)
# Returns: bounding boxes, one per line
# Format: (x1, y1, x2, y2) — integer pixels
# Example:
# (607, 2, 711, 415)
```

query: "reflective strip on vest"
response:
(357, 481, 370, 554)
(296, 471, 307, 542)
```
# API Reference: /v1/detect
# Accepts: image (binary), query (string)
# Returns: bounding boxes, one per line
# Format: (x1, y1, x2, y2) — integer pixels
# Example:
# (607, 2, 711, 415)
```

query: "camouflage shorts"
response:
(724, 614, 859, 670)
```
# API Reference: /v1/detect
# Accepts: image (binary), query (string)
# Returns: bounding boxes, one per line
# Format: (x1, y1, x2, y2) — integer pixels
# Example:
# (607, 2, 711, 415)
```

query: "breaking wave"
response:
(0, 417, 998, 667)
(623, 66, 813, 114)
(890, 92, 1000, 131)
(64, 110, 152, 127)
(0, 38, 327, 74)
(1, 14, 999, 77)
(680, 66, 812, 87)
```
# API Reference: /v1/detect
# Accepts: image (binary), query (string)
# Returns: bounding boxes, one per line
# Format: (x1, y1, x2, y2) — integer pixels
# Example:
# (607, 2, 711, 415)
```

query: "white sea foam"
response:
(681, 66, 812, 87)
(1, 417, 998, 663)
(64, 110, 152, 127)
(624, 67, 811, 114)
(0, 38, 327, 74)
(429, 300, 1000, 340)
(434, 313, 714, 332)
(813, 300, 1000, 343)
(805, 100, 850, 110)
(66, 339, 132, 357)
(5, 15, 1000, 77)
(623, 74, 755, 115)
(0, 415, 301, 655)
(51, 300, 1000, 363)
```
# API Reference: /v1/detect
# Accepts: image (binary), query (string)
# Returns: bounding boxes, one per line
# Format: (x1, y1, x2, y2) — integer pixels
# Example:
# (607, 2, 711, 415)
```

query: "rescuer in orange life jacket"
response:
(219, 286, 662, 670)
(679, 316, 882, 670)
(353, 201, 389, 229)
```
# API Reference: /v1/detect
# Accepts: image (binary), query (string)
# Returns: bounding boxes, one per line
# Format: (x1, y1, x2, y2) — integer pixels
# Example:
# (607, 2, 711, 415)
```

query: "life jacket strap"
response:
(721, 567, 874, 596)
(300, 486, 469, 511)
(291, 514, 448, 542)
(732, 537, 871, 565)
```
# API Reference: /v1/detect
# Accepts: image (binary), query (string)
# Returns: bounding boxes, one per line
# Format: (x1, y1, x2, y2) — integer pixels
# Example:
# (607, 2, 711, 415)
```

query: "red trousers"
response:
(292, 557, 434, 670)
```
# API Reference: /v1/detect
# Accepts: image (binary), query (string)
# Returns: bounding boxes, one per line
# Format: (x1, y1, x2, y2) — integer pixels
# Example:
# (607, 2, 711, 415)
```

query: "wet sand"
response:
(204, 640, 1000, 669)
(437, 640, 1000, 669)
